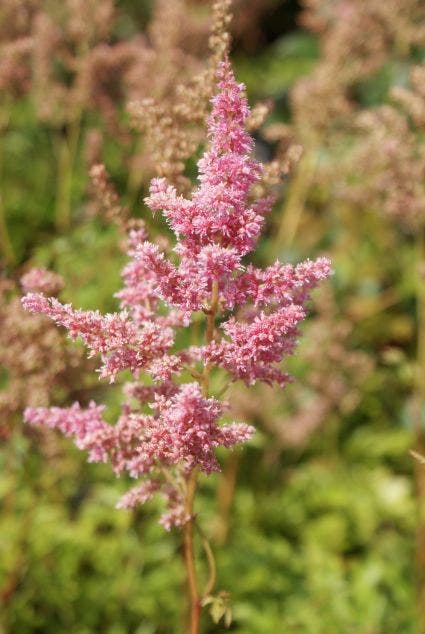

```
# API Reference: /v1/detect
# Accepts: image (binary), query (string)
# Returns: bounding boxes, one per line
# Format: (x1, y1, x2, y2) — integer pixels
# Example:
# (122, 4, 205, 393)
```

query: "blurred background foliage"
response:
(1, 0, 424, 632)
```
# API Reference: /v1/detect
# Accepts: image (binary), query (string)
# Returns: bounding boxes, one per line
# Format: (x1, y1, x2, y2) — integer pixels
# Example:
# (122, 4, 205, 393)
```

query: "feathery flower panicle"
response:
(22, 59, 331, 529)
(20, 267, 65, 295)
(341, 64, 425, 231)
(290, 0, 424, 140)
(0, 279, 88, 437)
(88, 163, 129, 226)
(25, 385, 254, 511)
(230, 286, 374, 449)
(145, 60, 270, 261)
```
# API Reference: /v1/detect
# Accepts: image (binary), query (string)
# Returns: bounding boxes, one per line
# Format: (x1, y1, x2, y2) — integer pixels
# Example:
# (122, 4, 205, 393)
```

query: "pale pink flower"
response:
(20, 267, 64, 295)
(116, 480, 162, 510)
(25, 384, 254, 478)
(22, 58, 331, 528)
(203, 305, 305, 387)
(22, 293, 174, 382)
(144, 60, 271, 263)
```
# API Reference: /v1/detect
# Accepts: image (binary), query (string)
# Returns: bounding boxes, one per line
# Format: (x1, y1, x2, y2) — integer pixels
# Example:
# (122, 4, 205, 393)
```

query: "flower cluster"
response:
(20, 267, 65, 295)
(292, 0, 424, 138)
(22, 59, 331, 528)
(0, 279, 87, 436)
(344, 66, 425, 230)
(231, 286, 374, 449)
(25, 383, 253, 476)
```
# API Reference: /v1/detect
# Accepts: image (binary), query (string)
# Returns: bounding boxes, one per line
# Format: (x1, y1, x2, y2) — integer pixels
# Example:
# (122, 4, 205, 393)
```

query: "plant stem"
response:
(183, 278, 220, 633)
(0, 112, 16, 266)
(214, 451, 240, 545)
(0, 194, 15, 267)
(54, 117, 81, 232)
(183, 468, 201, 634)
(54, 34, 90, 233)
(195, 521, 217, 597)
(272, 148, 317, 257)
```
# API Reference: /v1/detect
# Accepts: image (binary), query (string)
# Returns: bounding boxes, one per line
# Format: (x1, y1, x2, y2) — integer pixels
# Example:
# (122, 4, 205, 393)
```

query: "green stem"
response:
(183, 468, 201, 634)
(0, 110, 16, 266)
(195, 521, 217, 598)
(214, 451, 240, 546)
(54, 117, 82, 232)
(272, 148, 317, 257)
(126, 137, 145, 203)
(0, 194, 16, 266)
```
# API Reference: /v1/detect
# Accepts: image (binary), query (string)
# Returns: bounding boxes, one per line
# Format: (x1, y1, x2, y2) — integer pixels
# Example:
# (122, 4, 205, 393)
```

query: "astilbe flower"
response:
(287, 2, 425, 239)
(342, 65, 425, 231)
(231, 285, 373, 448)
(0, 0, 236, 194)
(22, 59, 331, 530)
(127, 0, 289, 195)
(0, 0, 35, 96)
(20, 266, 65, 295)
(126, 0, 235, 193)
(291, 0, 424, 140)
(0, 276, 88, 439)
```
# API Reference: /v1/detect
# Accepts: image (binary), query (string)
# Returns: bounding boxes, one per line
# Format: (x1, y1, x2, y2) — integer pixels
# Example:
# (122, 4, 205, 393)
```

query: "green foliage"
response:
(236, 33, 319, 101)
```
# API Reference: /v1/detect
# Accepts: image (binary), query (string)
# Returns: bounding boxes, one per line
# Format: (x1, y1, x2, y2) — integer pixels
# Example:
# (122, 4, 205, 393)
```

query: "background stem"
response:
(0, 117, 16, 266)
(272, 148, 317, 256)
(183, 469, 201, 634)
(54, 117, 81, 232)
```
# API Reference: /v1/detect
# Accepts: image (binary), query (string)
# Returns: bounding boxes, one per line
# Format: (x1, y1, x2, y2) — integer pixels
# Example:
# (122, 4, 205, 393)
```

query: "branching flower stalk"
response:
(21, 59, 331, 631)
